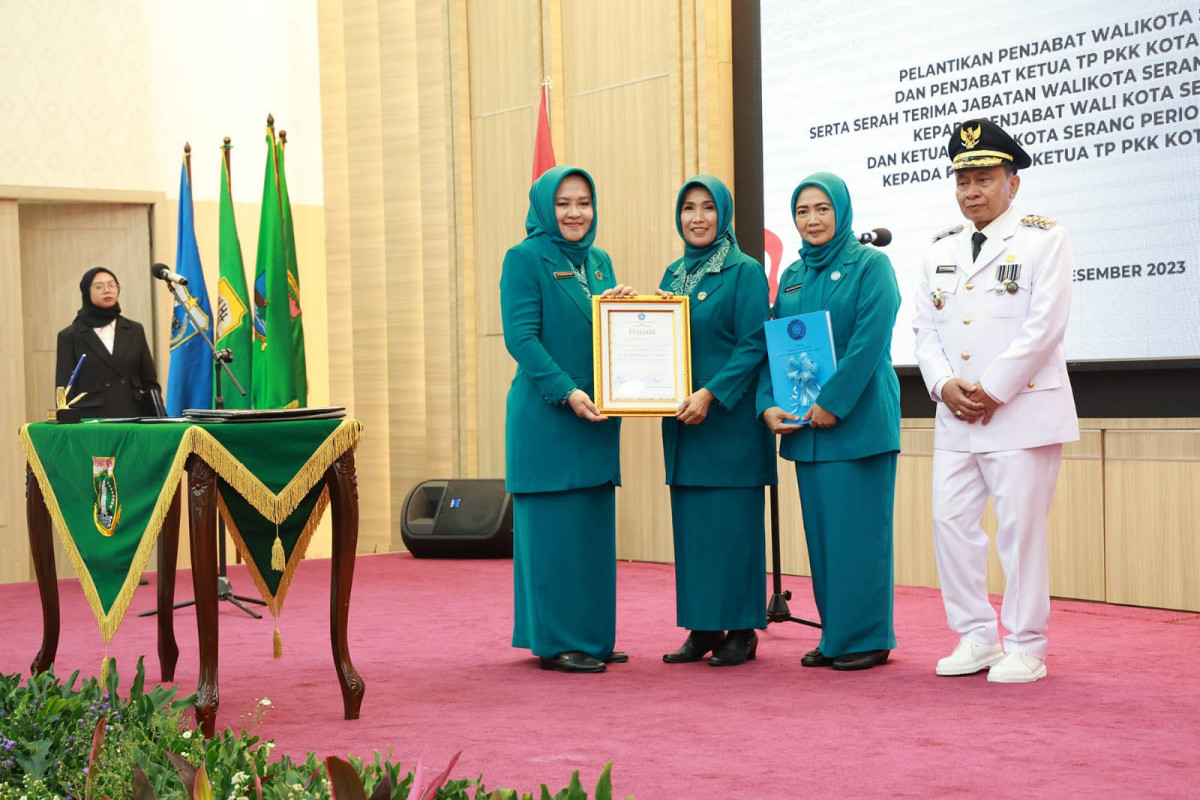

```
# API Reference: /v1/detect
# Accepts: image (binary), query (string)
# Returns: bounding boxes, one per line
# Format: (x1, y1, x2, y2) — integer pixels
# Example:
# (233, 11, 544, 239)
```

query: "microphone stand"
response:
(141, 278, 265, 619)
(766, 483, 821, 629)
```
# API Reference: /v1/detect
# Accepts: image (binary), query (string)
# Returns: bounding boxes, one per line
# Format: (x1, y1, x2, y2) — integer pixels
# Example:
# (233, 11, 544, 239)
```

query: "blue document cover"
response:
(764, 311, 838, 425)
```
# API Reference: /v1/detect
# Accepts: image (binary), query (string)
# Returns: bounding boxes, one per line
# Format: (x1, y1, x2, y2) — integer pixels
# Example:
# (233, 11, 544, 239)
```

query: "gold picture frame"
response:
(592, 295, 692, 416)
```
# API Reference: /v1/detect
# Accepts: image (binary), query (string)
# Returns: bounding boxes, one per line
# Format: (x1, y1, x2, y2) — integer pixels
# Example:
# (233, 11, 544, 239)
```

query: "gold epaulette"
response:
(931, 223, 964, 242)
(1021, 214, 1057, 229)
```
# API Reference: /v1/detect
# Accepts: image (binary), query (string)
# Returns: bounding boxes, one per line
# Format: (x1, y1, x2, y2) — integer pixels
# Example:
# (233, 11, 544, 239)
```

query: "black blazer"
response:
(55, 317, 161, 418)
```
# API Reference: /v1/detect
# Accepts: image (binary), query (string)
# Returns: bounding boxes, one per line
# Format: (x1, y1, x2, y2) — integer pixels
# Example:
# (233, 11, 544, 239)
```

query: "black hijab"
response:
(75, 267, 123, 327)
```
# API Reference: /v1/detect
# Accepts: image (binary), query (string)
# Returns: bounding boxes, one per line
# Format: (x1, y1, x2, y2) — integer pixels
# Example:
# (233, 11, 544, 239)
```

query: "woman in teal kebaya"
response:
(501, 166, 633, 674)
(758, 172, 901, 671)
(659, 175, 777, 667)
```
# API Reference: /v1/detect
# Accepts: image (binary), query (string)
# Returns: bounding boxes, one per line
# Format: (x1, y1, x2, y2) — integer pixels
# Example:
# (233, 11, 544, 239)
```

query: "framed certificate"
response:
(592, 295, 692, 416)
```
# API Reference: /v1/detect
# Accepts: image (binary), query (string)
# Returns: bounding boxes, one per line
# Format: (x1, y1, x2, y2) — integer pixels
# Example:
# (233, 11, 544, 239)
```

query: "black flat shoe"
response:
(801, 647, 833, 668)
(831, 649, 890, 671)
(709, 630, 758, 667)
(663, 630, 725, 663)
(539, 651, 606, 673)
(607, 651, 629, 664)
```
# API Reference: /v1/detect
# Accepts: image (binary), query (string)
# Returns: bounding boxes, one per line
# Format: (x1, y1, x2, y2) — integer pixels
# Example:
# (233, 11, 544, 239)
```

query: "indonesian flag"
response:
(532, 83, 556, 183)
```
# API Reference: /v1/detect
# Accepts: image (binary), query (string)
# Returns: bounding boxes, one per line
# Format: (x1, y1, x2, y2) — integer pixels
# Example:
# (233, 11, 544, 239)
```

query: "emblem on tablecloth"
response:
(91, 456, 122, 537)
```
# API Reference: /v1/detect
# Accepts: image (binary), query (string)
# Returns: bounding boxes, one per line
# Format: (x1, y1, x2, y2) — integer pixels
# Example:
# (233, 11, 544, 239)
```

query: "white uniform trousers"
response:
(931, 443, 1063, 659)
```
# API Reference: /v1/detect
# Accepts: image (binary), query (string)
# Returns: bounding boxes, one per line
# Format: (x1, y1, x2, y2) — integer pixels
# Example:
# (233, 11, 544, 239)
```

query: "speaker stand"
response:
(141, 518, 266, 618)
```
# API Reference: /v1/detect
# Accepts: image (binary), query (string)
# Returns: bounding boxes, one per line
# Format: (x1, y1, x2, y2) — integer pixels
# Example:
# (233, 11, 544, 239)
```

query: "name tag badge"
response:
(935, 265, 956, 274)
(783, 283, 803, 294)
(553, 270, 574, 279)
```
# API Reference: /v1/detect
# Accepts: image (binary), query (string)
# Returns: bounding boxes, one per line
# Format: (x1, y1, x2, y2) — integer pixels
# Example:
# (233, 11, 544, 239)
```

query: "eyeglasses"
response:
(91, 282, 119, 291)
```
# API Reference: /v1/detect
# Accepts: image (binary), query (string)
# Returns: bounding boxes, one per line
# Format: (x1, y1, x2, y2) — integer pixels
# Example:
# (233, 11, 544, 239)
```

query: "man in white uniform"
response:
(913, 119, 1079, 683)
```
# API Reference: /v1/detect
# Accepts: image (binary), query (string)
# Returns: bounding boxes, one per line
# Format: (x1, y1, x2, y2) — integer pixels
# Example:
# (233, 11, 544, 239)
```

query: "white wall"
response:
(0, 0, 324, 204)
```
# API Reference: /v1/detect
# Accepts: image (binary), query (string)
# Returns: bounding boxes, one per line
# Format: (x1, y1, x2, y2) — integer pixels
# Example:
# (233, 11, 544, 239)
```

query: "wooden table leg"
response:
(157, 486, 182, 682)
(187, 457, 220, 738)
(26, 465, 59, 675)
(327, 449, 365, 720)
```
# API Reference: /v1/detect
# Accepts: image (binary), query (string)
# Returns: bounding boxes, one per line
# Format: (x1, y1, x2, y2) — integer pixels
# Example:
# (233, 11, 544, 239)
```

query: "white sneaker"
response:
(936, 640, 1005, 676)
(987, 651, 1047, 683)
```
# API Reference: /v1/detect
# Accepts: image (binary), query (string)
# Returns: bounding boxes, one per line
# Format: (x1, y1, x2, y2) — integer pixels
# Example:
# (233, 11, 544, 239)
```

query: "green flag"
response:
(251, 121, 299, 409)
(277, 133, 308, 407)
(215, 143, 253, 409)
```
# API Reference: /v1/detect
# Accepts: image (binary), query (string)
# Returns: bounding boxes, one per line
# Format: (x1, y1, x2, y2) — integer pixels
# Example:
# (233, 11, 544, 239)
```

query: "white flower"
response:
(182, 729, 193, 739)
(259, 697, 272, 707)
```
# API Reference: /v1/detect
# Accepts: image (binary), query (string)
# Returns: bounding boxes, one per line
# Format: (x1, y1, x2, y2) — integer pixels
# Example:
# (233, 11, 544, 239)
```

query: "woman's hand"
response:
(600, 284, 638, 298)
(802, 402, 838, 429)
(567, 388, 609, 422)
(761, 406, 801, 434)
(654, 289, 674, 298)
(675, 388, 714, 425)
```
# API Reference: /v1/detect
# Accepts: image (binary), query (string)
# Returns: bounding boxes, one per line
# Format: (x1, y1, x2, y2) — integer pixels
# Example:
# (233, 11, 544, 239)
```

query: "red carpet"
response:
(2, 553, 1198, 798)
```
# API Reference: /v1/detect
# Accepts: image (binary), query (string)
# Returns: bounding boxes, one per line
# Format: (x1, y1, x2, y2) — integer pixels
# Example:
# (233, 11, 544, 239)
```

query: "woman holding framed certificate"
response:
(758, 172, 901, 671)
(659, 175, 777, 667)
(501, 166, 633, 674)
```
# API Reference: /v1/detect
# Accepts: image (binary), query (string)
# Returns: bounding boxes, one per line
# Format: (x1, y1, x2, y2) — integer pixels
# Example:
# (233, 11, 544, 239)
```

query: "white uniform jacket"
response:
(913, 205, 1080, 453)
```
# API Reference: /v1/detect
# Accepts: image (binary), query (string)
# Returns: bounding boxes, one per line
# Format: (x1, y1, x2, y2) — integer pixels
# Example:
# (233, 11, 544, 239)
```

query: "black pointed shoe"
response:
(539, 651, 606, 673)
(831, 649, 890, 671)
(708, 630, 759, 667)
(606, 651, 629, 664)
(801, 647, 834, 668)
(663, 630, 725, 663)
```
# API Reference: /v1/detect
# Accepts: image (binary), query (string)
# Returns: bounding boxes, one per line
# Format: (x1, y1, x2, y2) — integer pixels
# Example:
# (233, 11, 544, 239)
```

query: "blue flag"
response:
(165, 157, 215, 416)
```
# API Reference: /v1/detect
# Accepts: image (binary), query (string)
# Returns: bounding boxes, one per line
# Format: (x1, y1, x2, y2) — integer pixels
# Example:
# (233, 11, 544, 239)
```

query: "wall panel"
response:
(1105, 430, 1200, 611)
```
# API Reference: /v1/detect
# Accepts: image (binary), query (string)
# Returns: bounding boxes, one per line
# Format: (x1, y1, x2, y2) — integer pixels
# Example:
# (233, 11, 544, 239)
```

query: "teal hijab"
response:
(525, 165, 597, 264)
(791, 171, 856, 271)
(675, 174, 739, 272)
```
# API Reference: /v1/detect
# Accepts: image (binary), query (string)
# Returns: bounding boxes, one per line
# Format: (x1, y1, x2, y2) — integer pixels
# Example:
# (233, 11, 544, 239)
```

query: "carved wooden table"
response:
(23, 420, 364, 738)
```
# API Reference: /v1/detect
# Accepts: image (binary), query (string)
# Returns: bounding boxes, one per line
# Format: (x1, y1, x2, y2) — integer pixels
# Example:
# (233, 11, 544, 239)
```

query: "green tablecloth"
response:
(20, 419, 362, 642)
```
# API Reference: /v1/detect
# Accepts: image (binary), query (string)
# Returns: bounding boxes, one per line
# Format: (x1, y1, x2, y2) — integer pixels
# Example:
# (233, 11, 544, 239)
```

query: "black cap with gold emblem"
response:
(948, 119, 1032, 171)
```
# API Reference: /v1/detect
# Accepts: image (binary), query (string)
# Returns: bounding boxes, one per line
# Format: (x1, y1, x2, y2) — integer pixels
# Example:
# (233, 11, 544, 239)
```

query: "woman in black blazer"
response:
(55, 267, 160, 418)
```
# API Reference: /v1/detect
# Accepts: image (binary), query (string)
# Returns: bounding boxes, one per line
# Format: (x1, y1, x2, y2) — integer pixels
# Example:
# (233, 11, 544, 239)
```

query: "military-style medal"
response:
(995, 262, 1021, 293)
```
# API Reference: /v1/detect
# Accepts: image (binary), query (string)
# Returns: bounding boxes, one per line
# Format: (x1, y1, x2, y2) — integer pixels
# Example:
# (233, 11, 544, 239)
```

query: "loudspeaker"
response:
(400, 479, 513, 558)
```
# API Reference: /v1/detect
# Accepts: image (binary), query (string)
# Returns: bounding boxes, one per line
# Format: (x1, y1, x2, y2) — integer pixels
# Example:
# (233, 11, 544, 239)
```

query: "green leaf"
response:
(593, 763, 613, 800)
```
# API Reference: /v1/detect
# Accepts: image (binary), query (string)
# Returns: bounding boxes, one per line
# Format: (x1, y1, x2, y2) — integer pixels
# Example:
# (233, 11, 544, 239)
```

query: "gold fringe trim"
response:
(100, 655, 112, 684)
(188, 419, 360, 523)
(19, 425, 192, 643)
(270, 529, 286, 571)
(273, 627, 283, 659)
(219, 486, 330, 617)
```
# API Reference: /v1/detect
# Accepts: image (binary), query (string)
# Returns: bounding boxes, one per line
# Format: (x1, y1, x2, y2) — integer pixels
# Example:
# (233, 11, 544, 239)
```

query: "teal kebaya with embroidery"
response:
(658, 175, 776, 669)
(501, 166, 623, 674)
(757, 171, 901, 671)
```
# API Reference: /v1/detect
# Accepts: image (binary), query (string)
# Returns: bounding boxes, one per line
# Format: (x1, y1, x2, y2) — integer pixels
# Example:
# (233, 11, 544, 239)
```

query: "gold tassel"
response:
(273, 627, 283, 659)
(270, 525, 285, 572)
(100, 655, 112, 685)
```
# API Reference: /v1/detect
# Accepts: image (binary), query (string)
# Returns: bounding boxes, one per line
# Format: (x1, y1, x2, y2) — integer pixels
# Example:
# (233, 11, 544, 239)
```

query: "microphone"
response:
(858, 228, 892, 247)
(151, 263, 188, 286)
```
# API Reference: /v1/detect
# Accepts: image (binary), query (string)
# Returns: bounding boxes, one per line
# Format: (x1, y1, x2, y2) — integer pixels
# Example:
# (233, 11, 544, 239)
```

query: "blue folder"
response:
(764, 311, 838, 425)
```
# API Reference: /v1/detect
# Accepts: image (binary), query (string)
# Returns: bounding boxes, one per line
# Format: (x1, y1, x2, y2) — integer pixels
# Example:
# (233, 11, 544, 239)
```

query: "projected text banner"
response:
(761, 0, 1200, 365)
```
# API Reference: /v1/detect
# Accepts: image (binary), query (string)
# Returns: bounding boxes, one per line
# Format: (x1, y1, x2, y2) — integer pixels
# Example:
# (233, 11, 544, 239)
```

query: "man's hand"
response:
(942, 377, 985, 423)
(964, 383, 1001, 425)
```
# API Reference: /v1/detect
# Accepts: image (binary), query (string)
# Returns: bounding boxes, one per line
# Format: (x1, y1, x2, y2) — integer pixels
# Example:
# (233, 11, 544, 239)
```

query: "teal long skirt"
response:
(511, 484, 616, 660)
(670, 485, 767, 631)
(795, 452, 897, 657)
